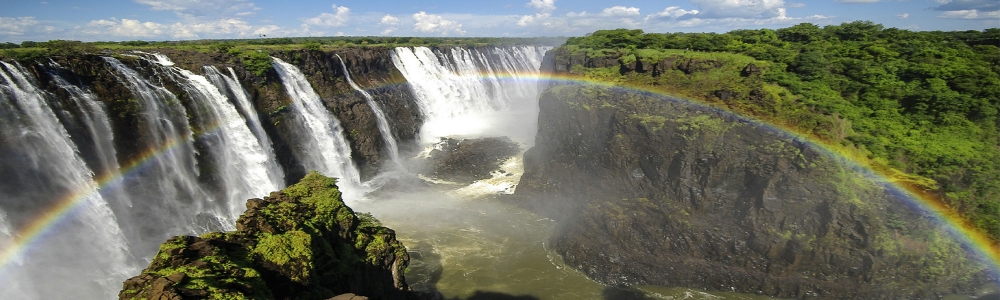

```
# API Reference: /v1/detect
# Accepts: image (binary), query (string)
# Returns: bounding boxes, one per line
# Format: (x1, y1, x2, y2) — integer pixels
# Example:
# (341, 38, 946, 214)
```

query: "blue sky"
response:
(0, 0, 997, 42)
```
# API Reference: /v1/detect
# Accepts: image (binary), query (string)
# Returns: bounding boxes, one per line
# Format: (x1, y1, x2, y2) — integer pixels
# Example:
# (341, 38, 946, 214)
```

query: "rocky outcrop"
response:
(118, 172, 413, 300)
(427, 137, 521, 184)
(517, 62, 993, 297)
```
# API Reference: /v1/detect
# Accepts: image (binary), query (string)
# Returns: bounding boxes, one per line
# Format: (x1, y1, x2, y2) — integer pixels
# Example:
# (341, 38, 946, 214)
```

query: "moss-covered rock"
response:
(118, 172, 412, 300)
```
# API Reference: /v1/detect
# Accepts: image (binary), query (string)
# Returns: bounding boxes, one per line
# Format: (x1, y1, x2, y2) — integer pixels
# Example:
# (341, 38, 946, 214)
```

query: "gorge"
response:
(0, 41, 996, 299)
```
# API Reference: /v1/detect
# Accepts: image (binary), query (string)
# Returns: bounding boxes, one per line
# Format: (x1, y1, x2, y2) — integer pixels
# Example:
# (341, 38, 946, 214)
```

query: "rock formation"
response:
(516, 51, 993, 298)
(118, 172, 412, 300)
(426, 137, 521, 184)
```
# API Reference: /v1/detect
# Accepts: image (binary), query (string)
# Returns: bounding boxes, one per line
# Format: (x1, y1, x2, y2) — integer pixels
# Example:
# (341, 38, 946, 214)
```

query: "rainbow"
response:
(0, 69, 996, 288)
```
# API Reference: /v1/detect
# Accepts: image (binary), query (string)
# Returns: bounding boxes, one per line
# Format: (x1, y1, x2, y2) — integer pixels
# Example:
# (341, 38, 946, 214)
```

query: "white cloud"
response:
(896, 13, 909, 19)
(517, 13, 551, 26)
(83, 18, 167, 38)
(787, 2, 805, 8)
(690, 0, 787, 19)
(303, 4, 351, 27)
(412, 11, 465, 35)
(81, 17, 303, 39)
(835, 0, 880, 3)
(602, 6, 641, 17)
(381, 14, 400, 25)
(646, 6, 699, 19)
(381, 28, 396, 35)
(0, 17, 40, 35)
(133, 0, 259, 17)
(526, 0, 556, 13)
(939, 9, 1000, 19)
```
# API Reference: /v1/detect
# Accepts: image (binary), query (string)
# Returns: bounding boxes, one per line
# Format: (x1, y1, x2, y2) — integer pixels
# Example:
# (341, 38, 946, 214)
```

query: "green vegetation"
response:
(561, 24, 1000, 243)
(121, 172, 408, 299)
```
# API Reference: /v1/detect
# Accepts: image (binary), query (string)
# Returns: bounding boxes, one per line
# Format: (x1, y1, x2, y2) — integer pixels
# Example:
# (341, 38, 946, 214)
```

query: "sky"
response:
(0, 0, 997, 42)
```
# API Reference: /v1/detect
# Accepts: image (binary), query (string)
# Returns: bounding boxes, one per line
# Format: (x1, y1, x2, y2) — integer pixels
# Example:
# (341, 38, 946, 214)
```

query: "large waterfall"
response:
(140, 53, 285, 225)
(390, 46, 549, 145)
(271, 57, 365, 198)
(0, 46, 553, 300)
(0, 61, 134, 299)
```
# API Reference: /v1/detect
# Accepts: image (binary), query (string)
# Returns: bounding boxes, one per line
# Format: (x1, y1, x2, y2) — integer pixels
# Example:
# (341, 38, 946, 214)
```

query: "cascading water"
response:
(390, 46, 549, 145)
(271, 57, 365, 198)
(139, 53, 285, 225)
(205, 66, 284, 181)
(336, 54, 401, 165)
(0, 61, 135, 299)
(102, 56, 223, 249)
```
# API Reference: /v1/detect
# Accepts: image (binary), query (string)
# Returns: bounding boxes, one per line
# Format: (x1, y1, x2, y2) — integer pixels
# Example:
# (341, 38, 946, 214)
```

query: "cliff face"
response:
(23, 47, 420, 184)
(118, 172, 411, 300)
(516, 53, 991, 298)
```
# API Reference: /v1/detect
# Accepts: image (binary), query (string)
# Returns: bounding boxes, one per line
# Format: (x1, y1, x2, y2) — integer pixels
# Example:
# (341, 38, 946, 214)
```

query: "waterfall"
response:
(206, 66, 284, 180)
(0, 62, 135, 299)
(102, 57, 222, 245)
(139, 53, 284, 225)
(336, 54, 401, 165)
(271, 57, 365, 198)
(390, 46, 549, 145)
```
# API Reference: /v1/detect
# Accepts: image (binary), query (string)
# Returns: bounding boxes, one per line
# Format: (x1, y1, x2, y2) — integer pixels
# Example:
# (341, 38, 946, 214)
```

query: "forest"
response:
(564, 22, 1000, 242)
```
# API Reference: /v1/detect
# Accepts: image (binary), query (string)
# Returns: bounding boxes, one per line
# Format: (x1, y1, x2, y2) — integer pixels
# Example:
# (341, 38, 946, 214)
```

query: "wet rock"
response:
(428, 137, 521, 184)
(517, 70, 993, 298)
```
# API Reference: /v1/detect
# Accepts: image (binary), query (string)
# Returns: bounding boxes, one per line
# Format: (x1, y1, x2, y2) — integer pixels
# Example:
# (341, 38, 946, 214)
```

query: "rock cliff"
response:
(118, 172, 412, 300)
(516, 52, 993, 298)
(23, 47, 420, 184)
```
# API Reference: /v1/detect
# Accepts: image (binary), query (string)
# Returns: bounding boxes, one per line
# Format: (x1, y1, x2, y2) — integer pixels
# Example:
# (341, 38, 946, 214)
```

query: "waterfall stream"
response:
(390, 46, 549, 145)
(139, 53, 284, 225)
(0, 61, 135, 299)
(271, 57, 365, 199)
(336, 54, 401, 165)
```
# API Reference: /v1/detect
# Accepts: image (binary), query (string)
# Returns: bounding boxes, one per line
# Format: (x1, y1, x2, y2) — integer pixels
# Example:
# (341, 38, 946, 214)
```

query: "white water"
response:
(0, 62, 135, 299)
(272, 57, 365, 199)
(336, 54, 401, 165)
(141, 53, 284, 226)
(103, 57, 222, 246)
(390, 46, 549, 145)
(206, 66, 284, 182)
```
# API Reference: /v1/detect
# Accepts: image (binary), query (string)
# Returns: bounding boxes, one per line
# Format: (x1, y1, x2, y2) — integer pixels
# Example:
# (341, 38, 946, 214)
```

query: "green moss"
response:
(252, 230, 313, 283)
(631, 114, 667, 132)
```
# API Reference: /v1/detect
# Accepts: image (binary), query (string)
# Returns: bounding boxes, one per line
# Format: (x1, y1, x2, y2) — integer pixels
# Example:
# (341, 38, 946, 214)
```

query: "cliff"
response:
(23, 47, 420, 184)
(516, 50, 994, 298)
(118, 172, 412, 300)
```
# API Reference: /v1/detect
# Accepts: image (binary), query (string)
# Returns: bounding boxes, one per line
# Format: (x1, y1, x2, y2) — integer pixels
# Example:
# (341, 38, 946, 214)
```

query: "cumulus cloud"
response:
(689, 0, 787, 19)
(82, 17, 294, 39)
(303, 4, 351, 27)
(381, 14, 400, 25)
(0, 17, 40, 35)
(646, 6, 699, 20)
(133, 0, 259, 17)
(412, 11, 465, 35)
(932, 0, 999, 19)
(526, 0, 556, 13)
(939, 9, 1000, 19)
(84, 18, 167, 37)
(932, 0, 1000, 12)
(602, 6, 641, 17)
(517, 13, 551, 26)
